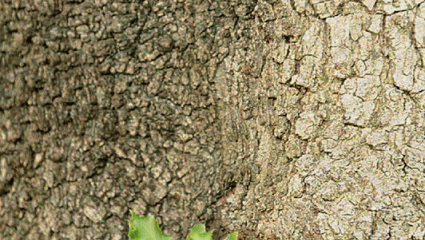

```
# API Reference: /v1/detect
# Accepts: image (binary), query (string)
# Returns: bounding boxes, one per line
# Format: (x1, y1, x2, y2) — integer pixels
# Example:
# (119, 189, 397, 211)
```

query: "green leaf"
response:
(128, 210, 173, 240)
(186, 224, 213, 240)
(225, 232, 238, 240)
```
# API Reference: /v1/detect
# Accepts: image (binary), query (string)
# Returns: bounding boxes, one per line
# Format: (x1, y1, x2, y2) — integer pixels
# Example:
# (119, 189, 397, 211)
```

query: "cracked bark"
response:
(1, 0, 425, 239)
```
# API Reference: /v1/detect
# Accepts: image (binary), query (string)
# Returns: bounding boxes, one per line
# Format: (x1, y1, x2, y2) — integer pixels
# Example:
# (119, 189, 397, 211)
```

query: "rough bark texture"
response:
(1, 0, 425, 239)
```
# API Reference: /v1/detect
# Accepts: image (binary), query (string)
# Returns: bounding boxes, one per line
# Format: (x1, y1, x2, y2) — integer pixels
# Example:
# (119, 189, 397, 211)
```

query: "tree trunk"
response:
(1, 0, 425, 239)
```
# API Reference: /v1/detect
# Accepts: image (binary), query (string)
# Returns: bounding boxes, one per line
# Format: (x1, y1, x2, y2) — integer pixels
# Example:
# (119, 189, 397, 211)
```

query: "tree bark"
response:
(1, 0, 425, 239)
